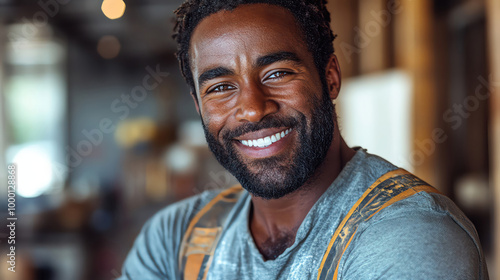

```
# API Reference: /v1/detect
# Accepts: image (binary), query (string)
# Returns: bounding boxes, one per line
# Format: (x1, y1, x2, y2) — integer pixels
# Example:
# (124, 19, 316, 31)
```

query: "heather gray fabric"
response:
(120, 150, 488, 279)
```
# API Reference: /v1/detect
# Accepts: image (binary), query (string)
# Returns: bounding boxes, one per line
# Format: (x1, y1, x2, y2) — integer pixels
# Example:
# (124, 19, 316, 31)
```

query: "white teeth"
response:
(257, 139, 264, 146)
(239, 128, 292, 148)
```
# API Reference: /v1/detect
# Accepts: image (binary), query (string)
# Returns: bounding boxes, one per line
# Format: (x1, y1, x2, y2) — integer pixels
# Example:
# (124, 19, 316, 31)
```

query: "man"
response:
(120, 1, 489, 279)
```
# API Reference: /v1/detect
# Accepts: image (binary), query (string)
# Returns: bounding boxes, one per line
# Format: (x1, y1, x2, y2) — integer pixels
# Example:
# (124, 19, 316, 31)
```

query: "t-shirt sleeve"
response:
(118, 214, 172, 280)
(118, 192, 218, 280)
(338, 195, 485, 279)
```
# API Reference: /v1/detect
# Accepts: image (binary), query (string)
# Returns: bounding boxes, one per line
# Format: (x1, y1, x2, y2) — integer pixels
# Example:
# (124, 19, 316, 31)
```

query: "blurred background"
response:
(0, 0, 498, 279)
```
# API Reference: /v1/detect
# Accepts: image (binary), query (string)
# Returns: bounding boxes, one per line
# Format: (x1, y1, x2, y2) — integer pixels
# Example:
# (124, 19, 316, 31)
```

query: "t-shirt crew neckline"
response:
(236, 149, 368, 263)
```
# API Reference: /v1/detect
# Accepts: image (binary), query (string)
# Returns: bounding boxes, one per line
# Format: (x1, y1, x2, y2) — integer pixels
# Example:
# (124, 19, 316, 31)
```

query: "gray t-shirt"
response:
(120, 150, 489, 279)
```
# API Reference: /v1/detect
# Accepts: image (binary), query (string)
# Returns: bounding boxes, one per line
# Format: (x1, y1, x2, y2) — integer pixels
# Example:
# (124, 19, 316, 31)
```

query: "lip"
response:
(233, 128, 294, 159)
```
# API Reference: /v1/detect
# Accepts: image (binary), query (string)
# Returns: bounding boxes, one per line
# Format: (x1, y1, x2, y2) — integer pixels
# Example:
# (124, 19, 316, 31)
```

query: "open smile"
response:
(233, 127, 295, 159)
(239, 128, 292, 148)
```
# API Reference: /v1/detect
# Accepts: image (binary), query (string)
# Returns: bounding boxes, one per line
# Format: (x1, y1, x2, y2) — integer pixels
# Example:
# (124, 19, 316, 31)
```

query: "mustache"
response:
(222, 115, 300, 142)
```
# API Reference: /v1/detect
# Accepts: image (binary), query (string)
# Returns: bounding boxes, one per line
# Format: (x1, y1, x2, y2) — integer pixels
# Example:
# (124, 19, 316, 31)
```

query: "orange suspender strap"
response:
(179, 185, 244, 280)
(317, 168, 441, 280)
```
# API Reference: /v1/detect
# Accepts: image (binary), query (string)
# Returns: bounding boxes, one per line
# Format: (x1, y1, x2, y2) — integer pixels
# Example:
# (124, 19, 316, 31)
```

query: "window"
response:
(1, 24, 66, 198)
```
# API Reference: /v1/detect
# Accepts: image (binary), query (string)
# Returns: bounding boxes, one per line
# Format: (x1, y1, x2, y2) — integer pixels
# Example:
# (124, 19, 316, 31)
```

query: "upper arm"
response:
(119, 215, 174, 280)
(339, 208, 482, 279)
(118, 192, 218, 280)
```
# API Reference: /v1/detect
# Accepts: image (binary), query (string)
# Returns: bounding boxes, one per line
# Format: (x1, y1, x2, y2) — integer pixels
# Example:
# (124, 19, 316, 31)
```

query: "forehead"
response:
(189, 4, 308, 73)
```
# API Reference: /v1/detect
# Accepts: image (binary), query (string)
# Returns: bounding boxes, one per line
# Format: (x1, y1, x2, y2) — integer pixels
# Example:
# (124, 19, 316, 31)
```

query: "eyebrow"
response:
(255, 51, 302, 68)
(198, 67, 235, 89)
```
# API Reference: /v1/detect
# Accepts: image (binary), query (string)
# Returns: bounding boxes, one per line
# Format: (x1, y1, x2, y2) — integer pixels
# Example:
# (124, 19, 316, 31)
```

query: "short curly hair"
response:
(173, 0, 337, 98)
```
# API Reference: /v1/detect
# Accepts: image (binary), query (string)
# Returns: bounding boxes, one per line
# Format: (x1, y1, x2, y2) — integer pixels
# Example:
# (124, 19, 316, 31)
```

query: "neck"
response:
(249, 130, 356, 258)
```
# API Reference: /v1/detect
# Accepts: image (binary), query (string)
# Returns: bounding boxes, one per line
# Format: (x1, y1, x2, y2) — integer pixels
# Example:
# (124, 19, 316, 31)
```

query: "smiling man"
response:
(119, 1, 488, 279)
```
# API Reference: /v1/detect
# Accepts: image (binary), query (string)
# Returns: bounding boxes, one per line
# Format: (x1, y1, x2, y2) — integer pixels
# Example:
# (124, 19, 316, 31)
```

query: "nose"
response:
(234, 82, 279, 123)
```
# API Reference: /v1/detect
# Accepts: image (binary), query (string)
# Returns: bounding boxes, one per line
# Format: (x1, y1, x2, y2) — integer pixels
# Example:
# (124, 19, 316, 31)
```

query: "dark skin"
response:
(189, 4, 356, 260)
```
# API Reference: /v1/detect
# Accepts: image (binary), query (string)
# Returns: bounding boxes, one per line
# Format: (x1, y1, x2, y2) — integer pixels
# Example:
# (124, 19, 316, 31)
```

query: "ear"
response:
(325, 55, 341, 100)
(190, 91, 201, 115)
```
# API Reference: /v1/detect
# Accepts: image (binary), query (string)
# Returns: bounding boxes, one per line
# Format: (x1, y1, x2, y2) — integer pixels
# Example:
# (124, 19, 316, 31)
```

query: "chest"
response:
(206, 226, 327, 280)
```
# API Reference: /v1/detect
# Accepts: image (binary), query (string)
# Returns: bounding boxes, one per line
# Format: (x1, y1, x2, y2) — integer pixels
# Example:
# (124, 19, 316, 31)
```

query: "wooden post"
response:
(358, 0, 389, 74)
(485, 0, 500, 276)
(394, 0, 438, 187)
(328, 0, 358, 78)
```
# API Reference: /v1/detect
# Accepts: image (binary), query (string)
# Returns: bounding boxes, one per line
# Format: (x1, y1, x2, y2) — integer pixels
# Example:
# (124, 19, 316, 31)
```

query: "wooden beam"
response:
(485, 0, 500, 276)
(394, 0, 438, 187)
(328, 0, 358, 78)
(358, 0, 389, 74)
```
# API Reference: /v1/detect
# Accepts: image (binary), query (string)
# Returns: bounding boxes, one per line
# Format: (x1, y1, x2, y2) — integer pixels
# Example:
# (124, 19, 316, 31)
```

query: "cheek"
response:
(272, 83, 320, 114)
(201, 105, 231, 139)
(201, 93, 242, 126)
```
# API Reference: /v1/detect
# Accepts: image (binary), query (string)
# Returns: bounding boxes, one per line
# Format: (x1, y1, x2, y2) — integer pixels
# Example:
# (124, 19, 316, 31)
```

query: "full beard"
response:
(202, 91, 335, 200)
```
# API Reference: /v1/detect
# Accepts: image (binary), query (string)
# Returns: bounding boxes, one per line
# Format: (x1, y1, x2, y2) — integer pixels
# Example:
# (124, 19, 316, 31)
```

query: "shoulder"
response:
(335, 149, 399, 197)
(348, 149, 398, 180)
(339, 190, 488, 279)
(148, 189, 222, 234)
(119, 189, 225, 279)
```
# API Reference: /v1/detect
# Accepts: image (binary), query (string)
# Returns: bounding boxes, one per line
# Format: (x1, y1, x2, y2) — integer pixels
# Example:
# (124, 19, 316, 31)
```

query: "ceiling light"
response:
(101, 0, 126, 20)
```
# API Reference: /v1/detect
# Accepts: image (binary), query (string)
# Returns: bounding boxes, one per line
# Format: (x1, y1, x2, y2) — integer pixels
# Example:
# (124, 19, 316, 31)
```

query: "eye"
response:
(207, 84, 236, 94)
(267, 71, 291, 80)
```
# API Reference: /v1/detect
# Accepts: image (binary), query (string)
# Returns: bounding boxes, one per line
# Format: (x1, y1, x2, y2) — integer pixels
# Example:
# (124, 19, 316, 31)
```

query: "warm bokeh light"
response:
(115, 118, 157, 148)
(101, 0, 126, 20)
(97, 35, 121, 59)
